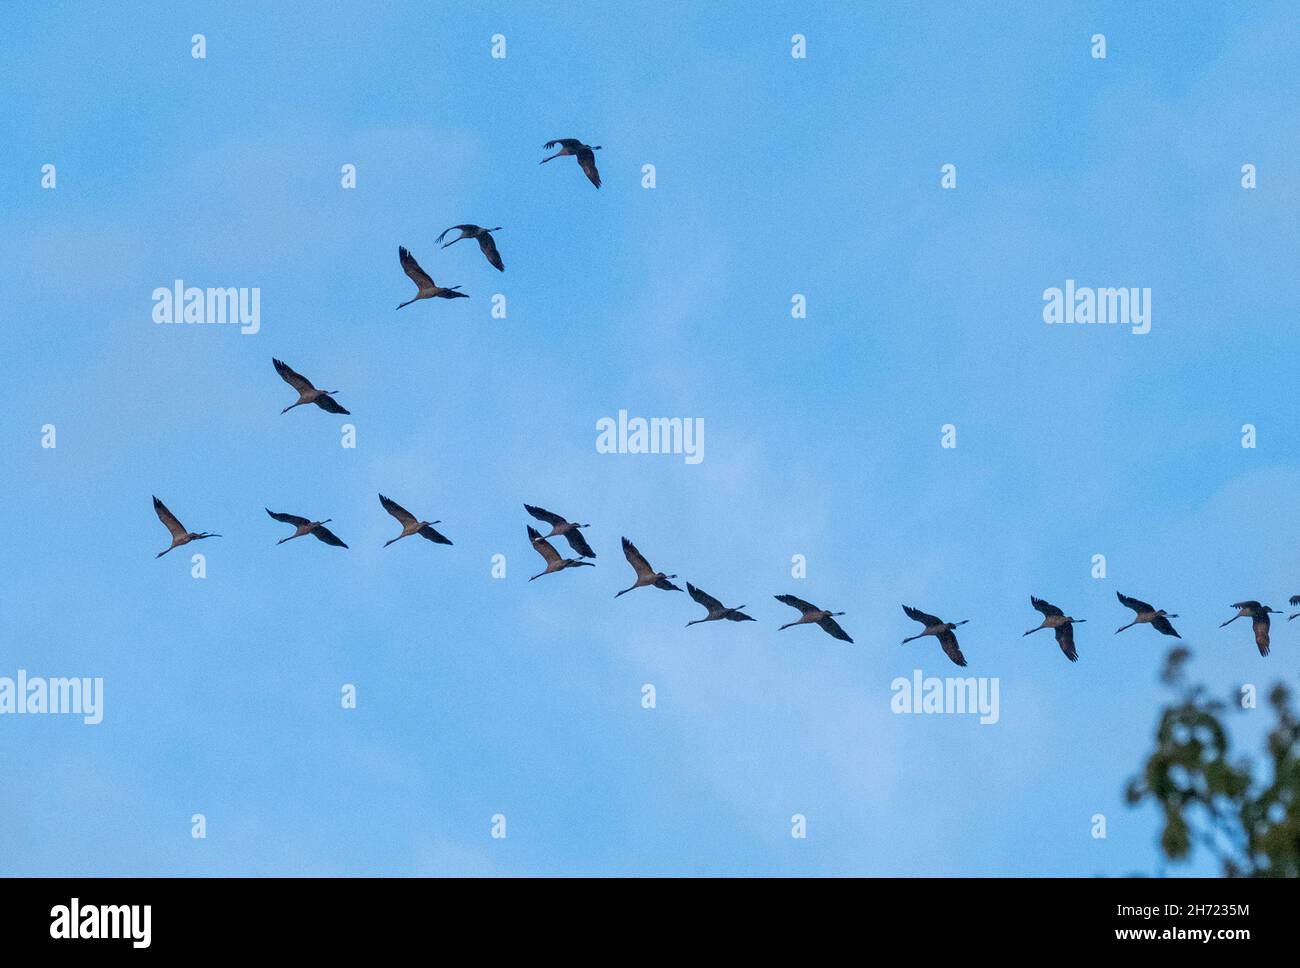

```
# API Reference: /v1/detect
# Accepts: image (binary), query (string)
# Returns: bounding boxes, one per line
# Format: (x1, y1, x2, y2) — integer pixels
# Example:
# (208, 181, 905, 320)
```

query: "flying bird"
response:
(1220, 601, 1281, 657)
(541, 139, 602, 188)
(901, 605, 968, 666)
(1115, 592, 1180, 638)
(685, 584, 755, 627)
(152, 496, 220, 558)
(1023, 596, 1084, 662)
(775, 595, 853, 643)
(524, 504, 595, 558)
(266, 509, 347, 548)
(615, 537, 681, 597)
(527, 526, 594, 581)
(397, 246, 468, 309)
(435, 224, 504, 272)
(378, 494, 452, 548)
(272, 358, 349, 415)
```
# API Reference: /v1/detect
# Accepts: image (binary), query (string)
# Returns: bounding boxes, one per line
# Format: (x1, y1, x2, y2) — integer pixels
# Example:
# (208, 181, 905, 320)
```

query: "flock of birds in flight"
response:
(394, 139, 600, 307)
(150, 494, 1295, 667)
(147, 136, 1294, 667)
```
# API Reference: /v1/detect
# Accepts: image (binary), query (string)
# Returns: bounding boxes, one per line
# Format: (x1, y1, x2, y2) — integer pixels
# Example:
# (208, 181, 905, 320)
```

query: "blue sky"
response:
(3, 1, 1299, 875)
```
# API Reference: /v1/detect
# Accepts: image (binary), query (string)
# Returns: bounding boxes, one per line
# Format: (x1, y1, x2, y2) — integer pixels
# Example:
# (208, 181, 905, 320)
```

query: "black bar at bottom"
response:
(0, 876, 1276, 954)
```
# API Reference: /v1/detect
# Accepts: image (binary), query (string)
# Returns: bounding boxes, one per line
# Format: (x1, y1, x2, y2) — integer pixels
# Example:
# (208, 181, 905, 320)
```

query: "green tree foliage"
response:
(1126, 647, 1300, 876)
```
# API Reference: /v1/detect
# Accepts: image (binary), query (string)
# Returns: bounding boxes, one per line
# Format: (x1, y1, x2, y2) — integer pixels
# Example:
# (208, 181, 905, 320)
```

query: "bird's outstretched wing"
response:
(435, 225, 476, 245)
(576, 148, 601, 188)
(1151, 616, 1180, 638)
(938, 630, 968, 667)
(688, 583, 724, 611)
(727, 610, 756, 622)
(266, 508, 310, 527)
(1253, 615, 1271, 657)
(1117, 592, 1154, 614)
(379, 494, 416, 526)
(563, 529, 596, 559)
(1030, 596, 1063, 617)
(654, 578, 683, 592)
(313, 526, 348, 548)
(1055, 623, 1078, 662)
(1290, 595, 1300, 607)
(152, 496, 187, 539)
(818, 616, 853, 643)
(272, 358, 315, 393)
(419, 525, 452, 546)
(524, 504, 566, 527)
(903, 604, 942, 627)
(314, 394, 350, 415)
(776, 594, 818, 614)
(399, 246, 435, 289)
(529, 526, 560, 564)
(478, 233, 504, 271)
(621, 537, 655, 578)
(544, 139, 582, 150)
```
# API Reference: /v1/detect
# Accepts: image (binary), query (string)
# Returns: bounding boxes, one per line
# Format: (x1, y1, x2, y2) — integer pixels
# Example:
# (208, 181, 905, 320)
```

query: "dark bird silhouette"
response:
(1288, 595, 1300, 621)
(524, 504, 595, 558)
(615, 537, 681, 597)
(152, 496, 220, 558)
(1023, 596, 1084, 662)
(273, 358, 349, 415)
(266, 509, 347, 548)
(379, 494, 452, 548)
(1220, 601, 1281, 657)
(1115, 592, 1180, 638)
(685, 584, 755, 627)
(901, 605, 968, 666)
(436, 224, 504, 272)
(541, 139, 602, 188)
(775, 595, 853, 642)
(527, 526, 594, 581)
(397, 246, 468, 309)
